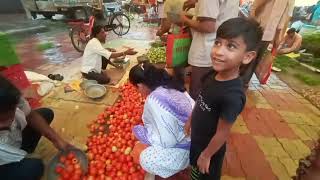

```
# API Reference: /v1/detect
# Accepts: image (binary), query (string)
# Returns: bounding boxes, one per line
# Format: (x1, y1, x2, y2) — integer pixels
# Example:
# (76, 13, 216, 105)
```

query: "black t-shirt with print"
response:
(190, 72, 246, 177)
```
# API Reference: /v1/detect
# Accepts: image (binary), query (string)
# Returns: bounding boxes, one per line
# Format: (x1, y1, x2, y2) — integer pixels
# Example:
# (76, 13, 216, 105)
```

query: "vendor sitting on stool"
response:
(277, 28, 302, 55)
(81, 25, 137, 84)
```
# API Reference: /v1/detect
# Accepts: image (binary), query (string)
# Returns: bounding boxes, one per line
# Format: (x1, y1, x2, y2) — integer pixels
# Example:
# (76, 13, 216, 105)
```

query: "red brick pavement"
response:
(230, 134, 277, 180)
(242, 107, 298, 139)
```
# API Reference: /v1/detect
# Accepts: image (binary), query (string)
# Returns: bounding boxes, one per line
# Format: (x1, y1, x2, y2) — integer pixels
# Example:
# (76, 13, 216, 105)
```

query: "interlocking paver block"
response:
(278, 93, 300, 104)
(266, 157, 292, 180)
(288, 124, 313, 141)
(279, 157, 298, 177)
(221, 176, 246, 180)
(260, 109, 297, 139)
(304, 104, 320, 116)
(260, 90, 288, 109)
(278, 139, 311, 160)
(261, 90, 311, 112)
(299, 125, 320, 141)
(232, 116, 249, 134)
(242, 108, 297, 138)
(224, 150, 245, 177)
(303, 140, 317, 149)
(278, 111, 317, 126)
(255, 103, 273, 109)
(297, 98, 311, 104)
(241, 108, 275, 137)
(231, 125, 250, 134)
(254, 136, 290, 158)
(307, 114, 320, 127)
(230, 134, 277, 180)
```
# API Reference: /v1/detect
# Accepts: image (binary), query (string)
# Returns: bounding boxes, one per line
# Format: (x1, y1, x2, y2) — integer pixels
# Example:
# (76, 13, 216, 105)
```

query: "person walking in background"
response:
(179, 0, 239, 100)
(240, 0, 295, 88)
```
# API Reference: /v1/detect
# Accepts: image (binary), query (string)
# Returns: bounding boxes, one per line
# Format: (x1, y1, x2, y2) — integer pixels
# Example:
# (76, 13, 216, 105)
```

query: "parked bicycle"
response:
(69, 3, 131, 52)
(121, 0, 146, 20)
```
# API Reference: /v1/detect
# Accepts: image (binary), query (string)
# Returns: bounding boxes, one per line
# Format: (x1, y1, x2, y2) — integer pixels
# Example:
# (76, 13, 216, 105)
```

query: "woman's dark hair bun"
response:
(129, 62, 185, 92)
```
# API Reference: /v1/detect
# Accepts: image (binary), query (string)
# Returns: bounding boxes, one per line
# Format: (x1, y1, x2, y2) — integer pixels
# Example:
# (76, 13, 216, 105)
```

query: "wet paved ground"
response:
(10, 16, 320, 180)
(14, 18, 157, 76)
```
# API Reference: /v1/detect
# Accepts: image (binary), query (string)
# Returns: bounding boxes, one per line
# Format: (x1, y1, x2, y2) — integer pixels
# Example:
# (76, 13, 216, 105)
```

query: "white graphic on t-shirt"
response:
(197, 94, 212, 112)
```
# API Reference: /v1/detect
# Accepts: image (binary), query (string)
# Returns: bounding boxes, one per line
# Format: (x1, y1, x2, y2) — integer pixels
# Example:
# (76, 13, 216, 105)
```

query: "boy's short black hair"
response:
(91, 25, 104, 38)
(217, 17, 263, 52)
(0, 75, 21, 113)
(287, 28, 296, 34)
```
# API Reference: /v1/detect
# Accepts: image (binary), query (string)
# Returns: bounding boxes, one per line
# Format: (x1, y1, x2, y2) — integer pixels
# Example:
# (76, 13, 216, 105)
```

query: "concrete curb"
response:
(4, 25, 48, 36)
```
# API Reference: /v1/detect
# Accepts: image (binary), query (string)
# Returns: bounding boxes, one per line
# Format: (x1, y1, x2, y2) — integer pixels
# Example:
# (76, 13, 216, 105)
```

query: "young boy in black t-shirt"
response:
(184, 17, 263, 180)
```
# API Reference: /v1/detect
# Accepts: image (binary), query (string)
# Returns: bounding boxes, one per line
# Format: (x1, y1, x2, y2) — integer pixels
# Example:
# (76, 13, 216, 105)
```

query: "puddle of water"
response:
(43, 47, 66, 64)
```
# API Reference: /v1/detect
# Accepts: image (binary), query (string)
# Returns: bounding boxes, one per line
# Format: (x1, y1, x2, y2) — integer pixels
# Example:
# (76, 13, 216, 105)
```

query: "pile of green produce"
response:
(150, 40, 165, 48)
(146, 47, 166, 64)
(0, 33, 20, 66)
(302, 32, 320, 57)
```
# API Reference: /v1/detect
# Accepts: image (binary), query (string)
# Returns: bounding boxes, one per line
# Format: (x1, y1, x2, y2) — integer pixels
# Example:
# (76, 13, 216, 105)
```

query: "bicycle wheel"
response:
(111, 13, 131, 36)
(70, 27, 88, 52)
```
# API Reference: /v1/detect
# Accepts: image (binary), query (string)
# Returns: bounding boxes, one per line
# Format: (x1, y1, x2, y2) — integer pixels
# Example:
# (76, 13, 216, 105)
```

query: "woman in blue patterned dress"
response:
(129, 63, 194, 178)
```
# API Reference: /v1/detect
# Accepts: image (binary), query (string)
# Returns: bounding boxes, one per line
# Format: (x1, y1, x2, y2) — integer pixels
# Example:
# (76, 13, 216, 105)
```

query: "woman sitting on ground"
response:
(129, 63, 194, 179)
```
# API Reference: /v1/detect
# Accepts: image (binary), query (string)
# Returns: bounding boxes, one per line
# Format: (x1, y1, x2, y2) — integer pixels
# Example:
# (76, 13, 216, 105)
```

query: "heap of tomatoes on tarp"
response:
(83, 83, 146, 180)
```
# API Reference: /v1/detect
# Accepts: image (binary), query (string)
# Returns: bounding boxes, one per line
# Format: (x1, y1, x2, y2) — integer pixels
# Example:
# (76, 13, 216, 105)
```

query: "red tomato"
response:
(110, 171, 116, 178)
(55, 166, 63, 174)
(74, 169, 82, 175)
(59, 156, 66, 163)
(70, 174, 81, 180)
(128, 162, 134, 167)
(122, 164, 129, 172)
(119, 154, 126, 163)
(115, 162, 122, 170)
(87, 176, 95, 180)
(74, 164, 81, 170)
(117, 171, 123, 177)
(87, 152, 94, 160)
(98, 126, 105, 131)
(61, 172, 70, 179)
(126, 156, 133, 162)
(89, 167, 97, 175)
(98, 168, 105, 175)
(65, 164, 74, 173)
(67, 152, 76, 160)
(129, 166, 136, 174)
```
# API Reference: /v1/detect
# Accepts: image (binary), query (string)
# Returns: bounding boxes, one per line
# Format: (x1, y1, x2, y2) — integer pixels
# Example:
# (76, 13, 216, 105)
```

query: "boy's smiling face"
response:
(211, 36, 256, 73)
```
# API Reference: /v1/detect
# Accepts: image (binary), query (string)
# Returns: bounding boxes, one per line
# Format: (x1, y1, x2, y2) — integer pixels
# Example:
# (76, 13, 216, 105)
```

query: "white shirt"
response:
(0, 98, 30, 165)
(188, 0, 239, 67)
(81, 38, 112, 74)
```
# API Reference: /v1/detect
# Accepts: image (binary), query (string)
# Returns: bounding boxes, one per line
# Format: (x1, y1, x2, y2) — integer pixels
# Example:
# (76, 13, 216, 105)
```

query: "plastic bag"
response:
(166, 30, 191, 67)
(164, 0, 185, 15)
(37, 82, 55, 96)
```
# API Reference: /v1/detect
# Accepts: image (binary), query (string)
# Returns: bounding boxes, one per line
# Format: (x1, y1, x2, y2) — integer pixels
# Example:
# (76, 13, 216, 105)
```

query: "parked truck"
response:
(21, 0, 102, 19)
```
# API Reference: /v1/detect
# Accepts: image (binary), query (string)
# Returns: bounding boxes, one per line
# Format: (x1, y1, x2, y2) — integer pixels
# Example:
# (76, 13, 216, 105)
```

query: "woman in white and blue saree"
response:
(129, 63, 194, 178)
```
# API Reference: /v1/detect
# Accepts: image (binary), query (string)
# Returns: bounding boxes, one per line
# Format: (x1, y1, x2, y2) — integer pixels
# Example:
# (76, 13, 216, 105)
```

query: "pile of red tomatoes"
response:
(83, 83, 146, 180)
(55, 152, 84, 180)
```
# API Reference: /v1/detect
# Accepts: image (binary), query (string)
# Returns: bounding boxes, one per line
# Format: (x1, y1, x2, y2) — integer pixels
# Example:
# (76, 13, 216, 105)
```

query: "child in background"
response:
(184, 17, 263, 180)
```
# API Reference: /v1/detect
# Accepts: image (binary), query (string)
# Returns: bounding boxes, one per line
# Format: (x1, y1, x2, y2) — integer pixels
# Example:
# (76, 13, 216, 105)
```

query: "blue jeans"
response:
(0, 108, 54, 180)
